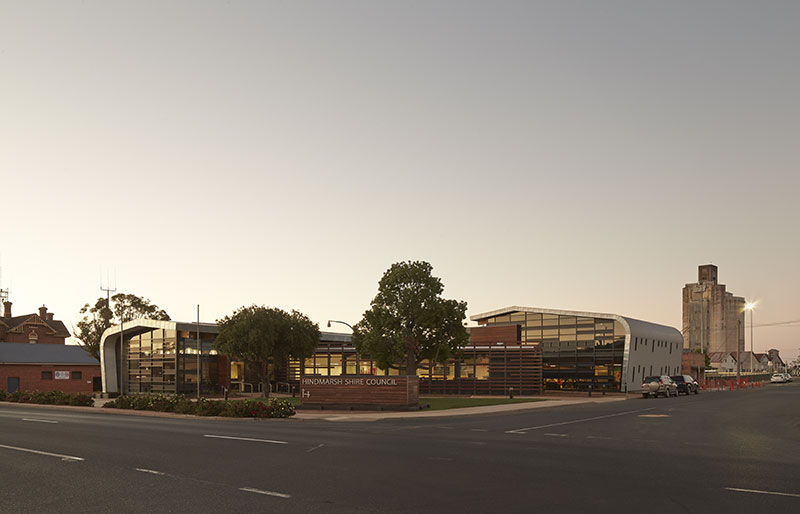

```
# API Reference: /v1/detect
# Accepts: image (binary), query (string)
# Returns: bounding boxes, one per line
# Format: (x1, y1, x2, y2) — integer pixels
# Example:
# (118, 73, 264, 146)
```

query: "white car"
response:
(770, 374, 787, 383)
(782, 373, 793, 382)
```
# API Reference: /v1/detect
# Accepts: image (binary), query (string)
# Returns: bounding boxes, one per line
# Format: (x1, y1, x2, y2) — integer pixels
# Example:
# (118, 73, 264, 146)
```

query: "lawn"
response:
(419, 397, 545, 411)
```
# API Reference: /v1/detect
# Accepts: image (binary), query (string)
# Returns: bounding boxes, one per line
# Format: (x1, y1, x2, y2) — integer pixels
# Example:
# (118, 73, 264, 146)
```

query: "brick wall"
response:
(1, 364, 101, 393)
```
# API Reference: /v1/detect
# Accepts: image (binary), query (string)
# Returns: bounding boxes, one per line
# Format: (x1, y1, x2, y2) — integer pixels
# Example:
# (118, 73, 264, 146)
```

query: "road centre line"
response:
(725, 487, 800, 499)
(505, 407, 656, 434)
(240, 487, 291, 499)
(0, 443, 83, 461)
(204, 434, 288, 445)
(22, 418, 59, 424)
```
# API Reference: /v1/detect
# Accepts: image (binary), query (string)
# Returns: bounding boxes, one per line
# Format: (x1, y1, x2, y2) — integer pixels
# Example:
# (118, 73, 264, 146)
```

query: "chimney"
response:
(3, 301, 10, 318)
(46, 313, 54, 321)
(39, 305, 48, 319)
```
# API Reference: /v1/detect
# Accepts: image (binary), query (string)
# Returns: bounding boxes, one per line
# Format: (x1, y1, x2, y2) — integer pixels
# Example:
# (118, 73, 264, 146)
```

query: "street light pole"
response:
(736, 319, 741, 384)
(745, 302, 755, 375)
(327, 319, 354, 331)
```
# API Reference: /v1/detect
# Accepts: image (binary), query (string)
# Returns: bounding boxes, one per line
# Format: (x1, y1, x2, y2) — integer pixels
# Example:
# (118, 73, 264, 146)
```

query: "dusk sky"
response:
(1, 1, 798, 361)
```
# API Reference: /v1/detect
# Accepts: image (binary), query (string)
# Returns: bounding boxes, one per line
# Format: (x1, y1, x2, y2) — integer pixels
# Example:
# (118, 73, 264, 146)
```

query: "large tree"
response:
(352, 261, 468, 376)
(74, 293, 171, 360)
(214, 305, 319, 397)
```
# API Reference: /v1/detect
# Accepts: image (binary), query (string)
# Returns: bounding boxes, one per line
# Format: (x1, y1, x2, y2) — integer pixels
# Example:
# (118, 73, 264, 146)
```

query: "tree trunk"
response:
(260, 361, 270, 398)
(406, 348, 417, 377)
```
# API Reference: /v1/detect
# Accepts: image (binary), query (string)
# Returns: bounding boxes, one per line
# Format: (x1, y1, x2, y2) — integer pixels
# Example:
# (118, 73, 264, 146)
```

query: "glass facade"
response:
(296, 340, 543, 395)
(480, 311, 626, 391)
(122, 328, 221, 395)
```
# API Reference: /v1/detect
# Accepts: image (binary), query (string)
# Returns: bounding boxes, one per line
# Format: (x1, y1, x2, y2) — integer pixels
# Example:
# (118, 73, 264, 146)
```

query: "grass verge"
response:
(420, 397, 545, 411)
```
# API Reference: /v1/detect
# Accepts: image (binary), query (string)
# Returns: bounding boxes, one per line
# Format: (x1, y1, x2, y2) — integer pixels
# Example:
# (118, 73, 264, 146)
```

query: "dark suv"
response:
(670, 374, 699, 395)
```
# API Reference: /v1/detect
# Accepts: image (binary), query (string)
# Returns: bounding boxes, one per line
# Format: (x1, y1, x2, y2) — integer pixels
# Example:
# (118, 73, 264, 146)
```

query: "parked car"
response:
(770, 373, 787, 383)
(642, 375, 678, 398)
(670, 374, 700, 395)
(782, 373, 793, 382)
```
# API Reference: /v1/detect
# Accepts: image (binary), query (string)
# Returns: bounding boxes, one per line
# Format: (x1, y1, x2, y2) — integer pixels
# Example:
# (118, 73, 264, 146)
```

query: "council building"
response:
(470, 306, 683, 393)
(101, 305, 682, 396)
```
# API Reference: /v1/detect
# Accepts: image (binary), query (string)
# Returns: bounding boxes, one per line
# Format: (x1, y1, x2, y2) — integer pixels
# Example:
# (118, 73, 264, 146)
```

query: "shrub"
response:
(0, 390, 93, 407)
(99, 394, 295, 418)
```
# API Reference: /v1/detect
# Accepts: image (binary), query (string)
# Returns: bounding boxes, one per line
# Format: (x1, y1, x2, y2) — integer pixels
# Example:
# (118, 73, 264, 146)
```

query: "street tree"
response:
(352, 261, 468, 376)
(74, 293, 171, 360)
(214, 305, 319, 397)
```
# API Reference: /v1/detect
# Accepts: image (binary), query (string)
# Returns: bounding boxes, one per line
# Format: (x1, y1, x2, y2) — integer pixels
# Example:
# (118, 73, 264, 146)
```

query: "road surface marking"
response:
(22, 418, 59, 424)
(240, 487, 291, 499)
(305, 444, 324, 453)
(203, 435, 288, 445)
(0, 443, 83, 461)
(543, 433, 568, 437)
(725, 487, 800, 498)
(505, 407, 656, 434)
(639, 414, 670, 418)
(135, 468, 166, 476)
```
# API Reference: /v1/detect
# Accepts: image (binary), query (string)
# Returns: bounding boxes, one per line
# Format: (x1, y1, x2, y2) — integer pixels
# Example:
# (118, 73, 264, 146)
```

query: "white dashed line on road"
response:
(505, 407, 656, 434)
(725, 487, 800, 499)
(305, 444, 324, 453)
(22, 418, 59, 424)
(0, 443, 83, 461)
(240, 487, 292, 499)
(543, 433, 568, 437)
(135, 468, 167, 476)
(204, 435, 288, 445)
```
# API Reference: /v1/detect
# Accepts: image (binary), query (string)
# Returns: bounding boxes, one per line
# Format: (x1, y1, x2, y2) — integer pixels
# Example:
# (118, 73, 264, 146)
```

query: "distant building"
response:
(767, 349, 785, 372)
(707, 352, 737, 373)
(1, 301, 100, 393)
(682, 265, 745, 356)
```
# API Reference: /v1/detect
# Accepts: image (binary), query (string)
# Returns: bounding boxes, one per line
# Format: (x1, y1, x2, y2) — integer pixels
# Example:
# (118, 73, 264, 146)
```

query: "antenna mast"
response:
(100, 267, 117, 308)
(0, 257, 8, 303)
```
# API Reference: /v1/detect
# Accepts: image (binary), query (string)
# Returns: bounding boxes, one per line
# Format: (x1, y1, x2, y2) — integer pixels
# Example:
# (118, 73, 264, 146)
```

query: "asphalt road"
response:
(1, 382, 798, 514)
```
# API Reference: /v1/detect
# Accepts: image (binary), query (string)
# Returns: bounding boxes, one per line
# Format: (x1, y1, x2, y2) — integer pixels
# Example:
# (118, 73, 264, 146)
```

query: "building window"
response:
(41, 371, 53, 380)
(72, 371, 82, 380)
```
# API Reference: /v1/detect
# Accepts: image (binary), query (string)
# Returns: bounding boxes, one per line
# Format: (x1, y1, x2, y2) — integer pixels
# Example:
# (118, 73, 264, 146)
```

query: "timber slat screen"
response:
(419, 344, 543, 396)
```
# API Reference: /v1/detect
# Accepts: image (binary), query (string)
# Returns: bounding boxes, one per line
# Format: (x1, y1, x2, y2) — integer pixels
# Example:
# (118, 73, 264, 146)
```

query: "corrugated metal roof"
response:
(0, 342, 99, 364)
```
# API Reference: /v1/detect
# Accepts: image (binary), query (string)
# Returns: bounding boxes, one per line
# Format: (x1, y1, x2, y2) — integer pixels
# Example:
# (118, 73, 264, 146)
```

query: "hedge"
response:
(102, 394, 295, 418)
(0, 389, 94, 406)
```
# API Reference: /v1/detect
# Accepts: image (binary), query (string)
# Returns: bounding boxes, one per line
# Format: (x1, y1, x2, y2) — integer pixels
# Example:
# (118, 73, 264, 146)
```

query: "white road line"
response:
(135, 468, 166, 476)
(240, 487, 291, 499)
(505, 407, 656, 434)
(0, 443, 83, 461)
(22, 418, 59, 424)
(543, 433, 568, 437)
(203, 435, 288, 445)
(725, 487, 800, 499)
(305, 444, 324, 453)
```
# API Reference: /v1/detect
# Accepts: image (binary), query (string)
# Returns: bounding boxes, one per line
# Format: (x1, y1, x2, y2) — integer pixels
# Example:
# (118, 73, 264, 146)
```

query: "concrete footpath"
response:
(1, 395, 628, 422)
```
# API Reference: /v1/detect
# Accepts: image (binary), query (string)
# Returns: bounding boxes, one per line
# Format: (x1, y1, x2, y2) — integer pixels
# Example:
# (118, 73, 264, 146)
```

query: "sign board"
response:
(300, 375, 419, 408)
(54, 371, 70, 380)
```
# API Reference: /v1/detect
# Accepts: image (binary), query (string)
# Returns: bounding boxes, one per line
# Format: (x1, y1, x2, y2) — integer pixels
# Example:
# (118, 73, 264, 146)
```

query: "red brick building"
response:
(1, 301, 100, 393)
